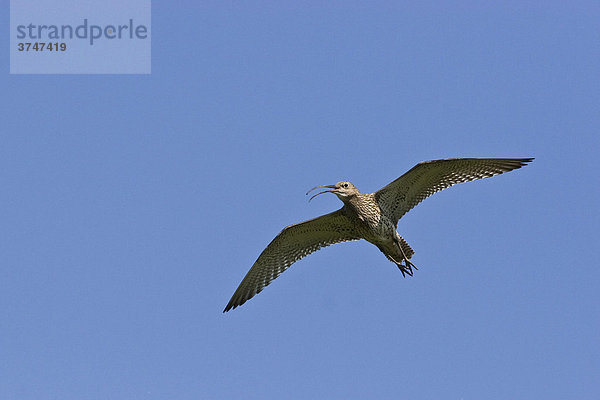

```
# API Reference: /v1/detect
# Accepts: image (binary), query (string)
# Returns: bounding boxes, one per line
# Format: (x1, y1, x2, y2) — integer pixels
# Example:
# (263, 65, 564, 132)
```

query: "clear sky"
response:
(2, 2, 599, 399)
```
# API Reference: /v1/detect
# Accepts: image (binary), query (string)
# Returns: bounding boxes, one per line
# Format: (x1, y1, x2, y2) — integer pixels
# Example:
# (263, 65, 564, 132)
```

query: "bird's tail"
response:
(377, 235, 415, 263)
(378, 235, 417, 277)
(396, 234, 414, 260)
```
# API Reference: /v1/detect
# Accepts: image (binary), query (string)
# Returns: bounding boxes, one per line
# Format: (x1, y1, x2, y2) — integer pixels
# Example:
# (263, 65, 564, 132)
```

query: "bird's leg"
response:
(394, 237, 418, 276)
(403, 258, 418, 276)
(383, 252, 410, 277)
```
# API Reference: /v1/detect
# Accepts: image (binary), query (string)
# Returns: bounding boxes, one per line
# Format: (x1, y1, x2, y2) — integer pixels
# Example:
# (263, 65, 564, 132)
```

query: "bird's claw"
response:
(398, 259, 418, 278)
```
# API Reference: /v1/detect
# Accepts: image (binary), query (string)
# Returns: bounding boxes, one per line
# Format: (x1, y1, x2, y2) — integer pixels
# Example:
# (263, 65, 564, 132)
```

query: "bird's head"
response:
(306, 181, 359, 202)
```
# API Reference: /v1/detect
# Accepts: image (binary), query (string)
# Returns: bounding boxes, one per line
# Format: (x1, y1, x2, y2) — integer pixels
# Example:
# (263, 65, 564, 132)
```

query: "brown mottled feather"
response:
(375, 158, 533, 223)
(224, 208, 360, 312)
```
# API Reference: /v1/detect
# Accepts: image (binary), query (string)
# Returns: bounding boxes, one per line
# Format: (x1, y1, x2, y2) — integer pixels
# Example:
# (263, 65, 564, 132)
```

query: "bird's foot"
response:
(398, 258, 418, 278)
(399, 266, 407, 278)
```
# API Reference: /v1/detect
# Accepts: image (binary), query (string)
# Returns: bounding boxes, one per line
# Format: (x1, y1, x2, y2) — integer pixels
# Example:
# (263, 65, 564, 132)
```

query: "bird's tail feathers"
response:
(396, 234, 414, 260)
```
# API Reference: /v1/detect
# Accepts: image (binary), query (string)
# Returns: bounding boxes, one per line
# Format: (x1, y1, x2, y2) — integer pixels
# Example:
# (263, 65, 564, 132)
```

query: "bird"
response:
(224, 157, 533, 312)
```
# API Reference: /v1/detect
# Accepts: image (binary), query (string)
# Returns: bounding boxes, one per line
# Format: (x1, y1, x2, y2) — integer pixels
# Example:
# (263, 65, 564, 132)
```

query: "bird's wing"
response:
(224, 208, 361, 312)
(375, 158, 533, 223)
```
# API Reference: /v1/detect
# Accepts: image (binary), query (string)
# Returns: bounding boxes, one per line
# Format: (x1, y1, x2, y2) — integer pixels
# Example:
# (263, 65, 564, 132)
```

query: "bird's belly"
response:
(360, 217, 396, 244)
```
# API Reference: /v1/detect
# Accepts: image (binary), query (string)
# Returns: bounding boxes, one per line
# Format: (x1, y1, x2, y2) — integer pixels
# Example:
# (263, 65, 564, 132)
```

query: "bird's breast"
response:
(349, 198, 396, 242)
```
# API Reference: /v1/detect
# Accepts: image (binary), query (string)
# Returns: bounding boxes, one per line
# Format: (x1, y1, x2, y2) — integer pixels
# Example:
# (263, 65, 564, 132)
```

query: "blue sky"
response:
(2, 2, 599, 399)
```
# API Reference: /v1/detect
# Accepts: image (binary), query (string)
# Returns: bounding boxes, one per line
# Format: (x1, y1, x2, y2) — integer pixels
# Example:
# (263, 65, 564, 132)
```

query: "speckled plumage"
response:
(224, 157, 533, 312)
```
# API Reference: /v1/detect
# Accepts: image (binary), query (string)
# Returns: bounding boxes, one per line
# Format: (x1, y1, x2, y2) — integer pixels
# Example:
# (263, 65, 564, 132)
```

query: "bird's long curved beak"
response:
(306, 185, 338, 202)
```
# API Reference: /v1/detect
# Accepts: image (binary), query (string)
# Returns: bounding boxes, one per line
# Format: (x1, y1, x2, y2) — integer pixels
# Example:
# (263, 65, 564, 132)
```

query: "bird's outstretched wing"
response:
(224, 208, 361, 312)
(375, 158, 533, 223)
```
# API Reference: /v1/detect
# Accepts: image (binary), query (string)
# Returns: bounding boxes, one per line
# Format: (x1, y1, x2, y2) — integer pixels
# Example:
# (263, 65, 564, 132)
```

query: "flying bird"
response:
(224, 157, 533, 312)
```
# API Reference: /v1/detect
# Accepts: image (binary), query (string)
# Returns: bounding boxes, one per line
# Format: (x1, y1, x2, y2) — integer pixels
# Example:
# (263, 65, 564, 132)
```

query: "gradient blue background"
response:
(2, 2, 599, 399)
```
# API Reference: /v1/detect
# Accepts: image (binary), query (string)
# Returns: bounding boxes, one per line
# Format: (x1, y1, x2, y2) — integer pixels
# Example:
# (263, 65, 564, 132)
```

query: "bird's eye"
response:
(343, 183, 348, 188)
